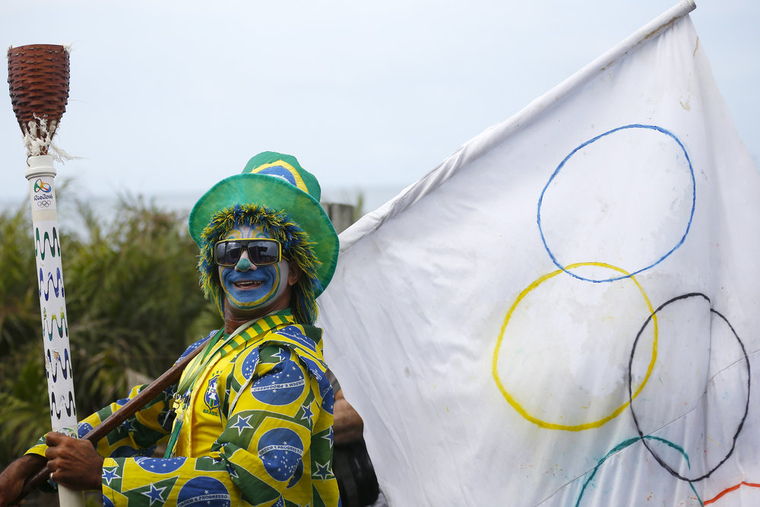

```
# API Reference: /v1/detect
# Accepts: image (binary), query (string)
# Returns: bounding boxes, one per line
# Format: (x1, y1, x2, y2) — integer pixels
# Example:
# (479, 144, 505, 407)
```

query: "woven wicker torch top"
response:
(7, 44, 70, 155)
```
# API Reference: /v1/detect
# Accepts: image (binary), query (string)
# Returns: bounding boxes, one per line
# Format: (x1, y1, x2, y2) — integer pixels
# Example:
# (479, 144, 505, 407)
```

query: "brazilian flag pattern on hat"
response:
(243, 152, 320, 199)
(25, 311, 340, 507)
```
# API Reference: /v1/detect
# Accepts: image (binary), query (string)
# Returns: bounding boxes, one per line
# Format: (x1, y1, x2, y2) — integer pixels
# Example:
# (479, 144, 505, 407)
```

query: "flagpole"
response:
(339, 0, 698, 251)
(7, 44, 85, 507)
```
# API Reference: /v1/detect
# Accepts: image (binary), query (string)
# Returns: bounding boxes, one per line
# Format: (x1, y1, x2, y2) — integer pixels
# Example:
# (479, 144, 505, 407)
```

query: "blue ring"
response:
(537, 124, 696, 283)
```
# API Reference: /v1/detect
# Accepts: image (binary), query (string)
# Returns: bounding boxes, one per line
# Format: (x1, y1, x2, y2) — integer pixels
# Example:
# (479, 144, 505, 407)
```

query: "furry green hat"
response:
(189, 152, 339, 323)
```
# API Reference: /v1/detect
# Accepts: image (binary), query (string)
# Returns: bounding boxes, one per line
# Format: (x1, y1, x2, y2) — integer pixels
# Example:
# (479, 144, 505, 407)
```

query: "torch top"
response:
(7, 44, 70, 156)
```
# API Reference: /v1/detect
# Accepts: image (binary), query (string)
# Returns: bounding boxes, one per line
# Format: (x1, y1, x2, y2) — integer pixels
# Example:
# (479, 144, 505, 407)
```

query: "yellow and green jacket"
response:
(28, 310, 340, 507)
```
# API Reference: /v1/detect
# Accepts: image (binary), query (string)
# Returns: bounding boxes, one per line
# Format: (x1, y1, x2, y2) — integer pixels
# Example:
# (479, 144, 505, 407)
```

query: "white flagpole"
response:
(7, 44, 85, 507)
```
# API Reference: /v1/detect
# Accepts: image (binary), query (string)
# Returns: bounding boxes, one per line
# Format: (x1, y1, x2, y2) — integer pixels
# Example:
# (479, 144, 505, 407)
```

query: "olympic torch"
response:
(7, 44, 84, 507)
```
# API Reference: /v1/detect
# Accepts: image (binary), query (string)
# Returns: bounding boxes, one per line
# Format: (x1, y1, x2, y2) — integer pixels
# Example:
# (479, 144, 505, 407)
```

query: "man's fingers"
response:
(45, 432, 72, 460)
(45, 434, 61, 460)
(45, 431, 64, 446)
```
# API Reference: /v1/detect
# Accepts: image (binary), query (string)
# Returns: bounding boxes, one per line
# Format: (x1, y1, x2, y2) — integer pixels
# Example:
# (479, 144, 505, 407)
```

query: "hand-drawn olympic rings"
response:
(537, 124, 696, 283)
(574, 435, 702, 506)
(493, 262, 658, 431)
(627, 293, 751, 482)
(704, 481, 760, 505)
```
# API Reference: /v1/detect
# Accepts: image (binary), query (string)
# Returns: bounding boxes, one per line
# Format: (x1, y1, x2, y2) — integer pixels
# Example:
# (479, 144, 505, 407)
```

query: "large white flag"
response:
(319, 2, 760, 505)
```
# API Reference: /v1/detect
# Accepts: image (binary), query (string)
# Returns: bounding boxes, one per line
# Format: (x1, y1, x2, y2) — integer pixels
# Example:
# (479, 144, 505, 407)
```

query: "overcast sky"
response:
(1, 0, 757, 213)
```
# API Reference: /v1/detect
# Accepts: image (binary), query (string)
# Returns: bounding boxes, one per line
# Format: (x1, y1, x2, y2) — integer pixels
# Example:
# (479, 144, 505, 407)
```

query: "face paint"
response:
(217, 224, 290, 315)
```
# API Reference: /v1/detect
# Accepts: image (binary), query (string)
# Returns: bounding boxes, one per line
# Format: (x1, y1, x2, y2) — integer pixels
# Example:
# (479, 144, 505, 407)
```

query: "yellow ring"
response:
(492, 262, 658, 431)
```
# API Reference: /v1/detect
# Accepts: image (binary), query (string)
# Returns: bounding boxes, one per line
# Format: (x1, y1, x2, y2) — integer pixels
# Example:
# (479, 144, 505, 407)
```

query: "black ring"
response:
(627, 292, 751, 482)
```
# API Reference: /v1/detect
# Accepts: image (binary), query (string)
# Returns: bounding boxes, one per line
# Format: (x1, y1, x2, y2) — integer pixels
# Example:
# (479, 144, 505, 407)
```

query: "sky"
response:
(0, 0, 757, 214)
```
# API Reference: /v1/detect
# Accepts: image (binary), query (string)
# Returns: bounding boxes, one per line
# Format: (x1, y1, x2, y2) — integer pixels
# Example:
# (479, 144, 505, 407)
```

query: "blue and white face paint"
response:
(218, 223, 291, 316)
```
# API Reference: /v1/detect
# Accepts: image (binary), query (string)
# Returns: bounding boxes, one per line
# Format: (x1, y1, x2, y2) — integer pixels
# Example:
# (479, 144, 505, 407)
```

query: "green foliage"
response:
(0, 204, 39, 357)
(0, 351, 49, 461)
(0, 195, 221, 468)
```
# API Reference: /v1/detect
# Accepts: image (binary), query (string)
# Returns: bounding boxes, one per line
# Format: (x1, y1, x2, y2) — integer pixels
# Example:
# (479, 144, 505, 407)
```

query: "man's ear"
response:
(287, 261, 301, 286)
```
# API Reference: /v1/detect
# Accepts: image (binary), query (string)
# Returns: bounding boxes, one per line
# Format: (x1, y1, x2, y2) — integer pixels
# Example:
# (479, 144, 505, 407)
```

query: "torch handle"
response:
(13, 337, 209, 505)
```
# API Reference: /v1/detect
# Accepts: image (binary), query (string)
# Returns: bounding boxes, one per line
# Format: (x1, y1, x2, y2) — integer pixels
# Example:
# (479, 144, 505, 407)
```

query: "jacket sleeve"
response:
(100, 343, 339, 507)
(25, 383, 175, 461)
(25, 335, 211, 461)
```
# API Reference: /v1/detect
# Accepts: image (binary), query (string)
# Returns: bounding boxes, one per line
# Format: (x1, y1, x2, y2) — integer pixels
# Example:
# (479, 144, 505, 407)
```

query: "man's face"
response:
(217, 223, 294, 319)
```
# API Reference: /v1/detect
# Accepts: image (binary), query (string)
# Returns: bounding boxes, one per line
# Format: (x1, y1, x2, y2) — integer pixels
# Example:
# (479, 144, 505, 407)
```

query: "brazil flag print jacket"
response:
(28, 310, 340, 507)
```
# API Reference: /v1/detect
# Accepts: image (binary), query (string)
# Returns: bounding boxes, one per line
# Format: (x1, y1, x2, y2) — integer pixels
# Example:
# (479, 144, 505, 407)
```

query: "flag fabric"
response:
(318, 2, 760, 506)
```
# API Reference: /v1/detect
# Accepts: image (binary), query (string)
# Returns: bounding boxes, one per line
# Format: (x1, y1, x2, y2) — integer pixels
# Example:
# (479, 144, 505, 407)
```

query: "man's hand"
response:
(0, 454, 46, 507)
(44, 433, 104, 491)
(333, 389, 364, 445)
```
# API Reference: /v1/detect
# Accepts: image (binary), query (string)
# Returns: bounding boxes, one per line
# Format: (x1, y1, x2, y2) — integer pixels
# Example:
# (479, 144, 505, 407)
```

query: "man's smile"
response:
(234, 279, 265, 289)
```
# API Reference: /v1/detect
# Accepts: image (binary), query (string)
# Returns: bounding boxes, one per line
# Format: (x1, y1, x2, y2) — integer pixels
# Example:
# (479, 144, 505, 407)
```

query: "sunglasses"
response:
(214, 238, 282, 267)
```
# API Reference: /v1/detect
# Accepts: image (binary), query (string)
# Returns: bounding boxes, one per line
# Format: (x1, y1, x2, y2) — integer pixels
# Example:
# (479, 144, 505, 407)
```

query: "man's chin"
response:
(228, 299, 274, 315)
(225, 286, 272, 308)
(224, 295, 285, 321)
(222, 285, 291, 324)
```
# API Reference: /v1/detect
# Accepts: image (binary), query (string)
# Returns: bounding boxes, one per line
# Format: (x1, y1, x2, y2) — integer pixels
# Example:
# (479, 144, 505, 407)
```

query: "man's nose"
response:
(235, 251, 258, 272)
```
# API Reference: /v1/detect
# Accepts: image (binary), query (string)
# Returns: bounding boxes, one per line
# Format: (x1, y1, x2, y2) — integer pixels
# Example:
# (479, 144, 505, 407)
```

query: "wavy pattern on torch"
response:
(39, 267, 64, 300)
(41, 308, 68, 341)
(45, 347, 72, 381)
(49, 390, 76, 419)
(35, 227, 60, 260)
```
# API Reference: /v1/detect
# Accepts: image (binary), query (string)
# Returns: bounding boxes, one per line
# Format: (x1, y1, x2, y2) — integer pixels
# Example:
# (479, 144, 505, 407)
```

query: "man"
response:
(0, 152, 341, 507)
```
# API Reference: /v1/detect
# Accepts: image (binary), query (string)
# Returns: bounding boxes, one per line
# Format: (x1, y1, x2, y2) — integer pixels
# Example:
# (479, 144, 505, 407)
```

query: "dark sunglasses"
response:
(214, 238, 282, 267)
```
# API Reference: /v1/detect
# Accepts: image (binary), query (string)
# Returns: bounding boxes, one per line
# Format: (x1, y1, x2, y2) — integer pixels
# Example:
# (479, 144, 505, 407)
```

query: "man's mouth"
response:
(234, 280, 265, 290)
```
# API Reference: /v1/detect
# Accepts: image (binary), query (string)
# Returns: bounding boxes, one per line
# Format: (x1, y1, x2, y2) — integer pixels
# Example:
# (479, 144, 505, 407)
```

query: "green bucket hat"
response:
(189, 151, 339, 296)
